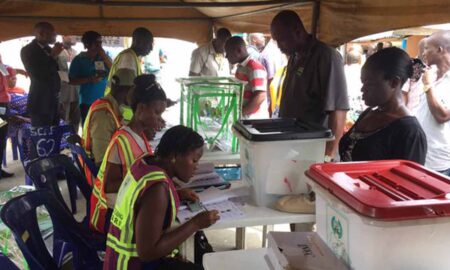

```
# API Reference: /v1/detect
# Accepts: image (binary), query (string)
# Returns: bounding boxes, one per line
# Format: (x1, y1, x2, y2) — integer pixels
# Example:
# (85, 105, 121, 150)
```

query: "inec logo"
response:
(331, 216, 343, 239)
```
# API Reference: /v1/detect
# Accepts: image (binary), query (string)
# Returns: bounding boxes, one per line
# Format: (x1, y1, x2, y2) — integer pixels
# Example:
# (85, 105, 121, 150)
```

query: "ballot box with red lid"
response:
(305, 160, 450, 270)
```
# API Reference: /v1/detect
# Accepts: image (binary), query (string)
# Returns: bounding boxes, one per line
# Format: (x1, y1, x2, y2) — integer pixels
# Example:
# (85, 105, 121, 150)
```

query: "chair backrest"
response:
(17, 124, 75, 167)
(0, 252, 21, 270)
(26, 154, 92, 216)
(1, 190, 101, 270)
(66, 134, 99, 185)
(0, 191, 59, 270)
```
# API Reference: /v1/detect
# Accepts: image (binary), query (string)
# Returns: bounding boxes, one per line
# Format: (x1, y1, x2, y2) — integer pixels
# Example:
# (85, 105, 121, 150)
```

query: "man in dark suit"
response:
(21, 22, 64, 127)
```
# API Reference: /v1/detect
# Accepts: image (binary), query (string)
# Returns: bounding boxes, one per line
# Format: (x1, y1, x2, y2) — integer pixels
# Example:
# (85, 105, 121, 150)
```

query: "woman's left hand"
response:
(177, 188, 199, 202)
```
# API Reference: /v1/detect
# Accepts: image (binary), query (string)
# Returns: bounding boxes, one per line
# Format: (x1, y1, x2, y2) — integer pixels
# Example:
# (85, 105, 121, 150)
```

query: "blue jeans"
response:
(439, 168, 450, 177)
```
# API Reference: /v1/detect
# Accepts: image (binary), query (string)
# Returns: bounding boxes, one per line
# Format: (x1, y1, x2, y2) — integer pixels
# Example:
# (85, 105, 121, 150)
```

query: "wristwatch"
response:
(324, 155, 333, 163)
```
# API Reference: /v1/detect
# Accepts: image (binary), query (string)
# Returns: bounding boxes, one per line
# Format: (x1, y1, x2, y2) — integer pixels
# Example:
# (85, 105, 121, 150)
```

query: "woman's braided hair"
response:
(131, 74, 166, 112)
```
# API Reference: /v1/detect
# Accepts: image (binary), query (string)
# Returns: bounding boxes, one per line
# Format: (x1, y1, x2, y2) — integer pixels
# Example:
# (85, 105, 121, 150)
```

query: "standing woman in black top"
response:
(339, 47, 427, 164)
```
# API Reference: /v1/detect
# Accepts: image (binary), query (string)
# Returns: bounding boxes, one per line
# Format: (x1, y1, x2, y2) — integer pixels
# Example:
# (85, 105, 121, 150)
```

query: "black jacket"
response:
(21, 39, 60, 114)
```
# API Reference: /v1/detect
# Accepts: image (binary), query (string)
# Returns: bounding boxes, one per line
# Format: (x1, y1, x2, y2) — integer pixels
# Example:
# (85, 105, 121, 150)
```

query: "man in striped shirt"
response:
(225, 36, 269, 119)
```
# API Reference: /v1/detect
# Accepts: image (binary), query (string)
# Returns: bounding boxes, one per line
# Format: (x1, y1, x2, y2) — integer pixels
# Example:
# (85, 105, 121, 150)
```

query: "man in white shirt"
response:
(189, 28, 231, 76)
(416, 31, 450, 176)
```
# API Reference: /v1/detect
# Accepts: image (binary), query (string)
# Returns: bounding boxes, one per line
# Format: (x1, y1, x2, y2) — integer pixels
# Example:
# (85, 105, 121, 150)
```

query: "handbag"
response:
(194, 230, 214, 264)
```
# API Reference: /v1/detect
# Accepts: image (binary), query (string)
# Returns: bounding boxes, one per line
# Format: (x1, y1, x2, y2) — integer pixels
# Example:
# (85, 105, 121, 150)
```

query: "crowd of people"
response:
(0, 8, 449, 270)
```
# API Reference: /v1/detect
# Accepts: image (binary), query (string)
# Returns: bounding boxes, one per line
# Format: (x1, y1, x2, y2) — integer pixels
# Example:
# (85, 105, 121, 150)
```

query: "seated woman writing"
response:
(90, 74, 168, 234)
(104, 125, 219, 270)
(339, 47, 427, 163)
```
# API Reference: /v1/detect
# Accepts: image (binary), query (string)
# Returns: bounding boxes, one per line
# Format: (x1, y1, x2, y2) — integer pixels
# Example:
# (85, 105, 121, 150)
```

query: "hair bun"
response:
(133, 74, 156, 87)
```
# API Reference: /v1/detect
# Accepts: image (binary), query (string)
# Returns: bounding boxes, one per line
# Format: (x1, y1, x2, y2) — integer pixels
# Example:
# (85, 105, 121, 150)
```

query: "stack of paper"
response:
(176, 162, 228, 189)
(177, 186, 249, 223)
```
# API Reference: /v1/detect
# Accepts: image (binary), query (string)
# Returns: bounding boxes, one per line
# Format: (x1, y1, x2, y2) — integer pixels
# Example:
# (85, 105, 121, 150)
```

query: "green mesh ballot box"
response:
(177, 77, 244, 154)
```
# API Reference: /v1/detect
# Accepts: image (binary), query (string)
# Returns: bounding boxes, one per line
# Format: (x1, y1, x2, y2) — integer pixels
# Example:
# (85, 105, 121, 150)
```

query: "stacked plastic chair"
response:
(25, 155, 106, 266)
(17, 124, 74, 185)
(66, 134, 98, 187)
(1, 190, 103, 270)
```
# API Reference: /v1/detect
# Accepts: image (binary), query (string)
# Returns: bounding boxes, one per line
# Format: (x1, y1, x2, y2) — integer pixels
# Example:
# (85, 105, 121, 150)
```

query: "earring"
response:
(171, 158, 176, 164)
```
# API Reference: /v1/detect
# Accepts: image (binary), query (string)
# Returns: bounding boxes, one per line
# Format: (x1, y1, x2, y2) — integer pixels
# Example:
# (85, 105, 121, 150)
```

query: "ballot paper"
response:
(174, 162, 228, 189)
(177, 186, 249, 223)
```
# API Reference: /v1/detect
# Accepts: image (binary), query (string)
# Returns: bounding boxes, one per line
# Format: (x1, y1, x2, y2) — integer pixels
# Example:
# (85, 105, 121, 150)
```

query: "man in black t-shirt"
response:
(271, 10, 349, 162)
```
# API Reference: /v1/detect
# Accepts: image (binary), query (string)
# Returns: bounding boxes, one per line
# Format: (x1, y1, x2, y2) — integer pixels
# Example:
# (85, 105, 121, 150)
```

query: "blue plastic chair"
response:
(17, 124, 75, 185)
(26, 154, 91, 217)
(0, 190, 103, 270)
(0, 253, 20, 270)
(25, 155, 106, 255)
(66, 134, 99, 187)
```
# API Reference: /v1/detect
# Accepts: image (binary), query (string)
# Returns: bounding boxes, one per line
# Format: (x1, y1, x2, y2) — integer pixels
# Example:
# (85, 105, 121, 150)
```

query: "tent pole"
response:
(311, 0, 320, 38)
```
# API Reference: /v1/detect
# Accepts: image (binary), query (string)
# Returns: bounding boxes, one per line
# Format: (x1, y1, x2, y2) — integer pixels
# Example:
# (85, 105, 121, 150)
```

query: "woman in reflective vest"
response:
(104, 125, 220, 270)
(90, 74, 167, 234)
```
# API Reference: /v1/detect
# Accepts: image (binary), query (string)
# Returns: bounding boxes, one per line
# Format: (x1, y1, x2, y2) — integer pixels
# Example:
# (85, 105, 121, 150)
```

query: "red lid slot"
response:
(359, 175, 411, 201)
(372, 173, 423, 200)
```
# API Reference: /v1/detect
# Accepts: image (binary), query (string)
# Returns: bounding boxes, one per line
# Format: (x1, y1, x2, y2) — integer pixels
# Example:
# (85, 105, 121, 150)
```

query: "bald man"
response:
(21, 22, 64, 127)
(247, 33, 265, 59)
(225, 36, 268, 119)
(417, 31, 450, 176)
(271, 10, 348, 161)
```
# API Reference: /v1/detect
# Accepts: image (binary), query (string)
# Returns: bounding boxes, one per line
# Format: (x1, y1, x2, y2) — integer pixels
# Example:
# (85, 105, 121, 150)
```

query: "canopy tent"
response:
(0, 0, 450, 46)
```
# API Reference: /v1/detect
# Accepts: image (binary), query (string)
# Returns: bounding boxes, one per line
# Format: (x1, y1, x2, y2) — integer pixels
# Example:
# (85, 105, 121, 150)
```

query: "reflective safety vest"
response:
(104, 48, 142, 96)
(81, 98, 121, 186)
(104, 156, 180, 270)
(89, 127, 152, 234)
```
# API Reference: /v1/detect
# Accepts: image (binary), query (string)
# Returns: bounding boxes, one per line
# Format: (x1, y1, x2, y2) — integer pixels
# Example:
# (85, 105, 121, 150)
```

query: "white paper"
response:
(0, 64, 9, 76)
(198, 186, 249, 205)
(177, 200, 244, 224)
(177, 187, 249, 223)
(95, 61, 105, 71)
(195, 162, 215, 175)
